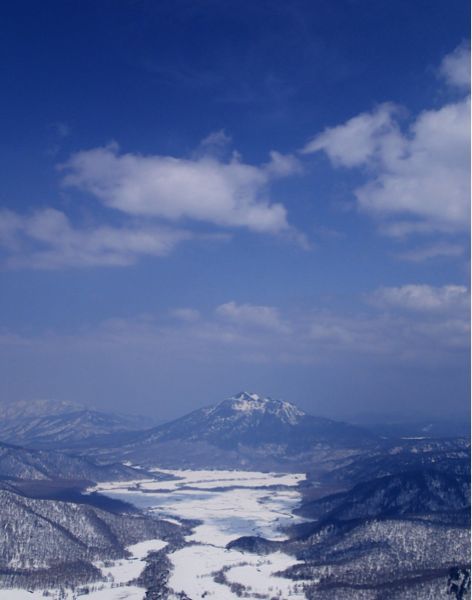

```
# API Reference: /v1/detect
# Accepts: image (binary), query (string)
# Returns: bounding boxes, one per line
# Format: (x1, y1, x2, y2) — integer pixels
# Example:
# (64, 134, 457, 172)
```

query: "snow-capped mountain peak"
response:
(230, 392, 269, 412)
(75, 391, 380, 469)
(222, 391, 306, 425)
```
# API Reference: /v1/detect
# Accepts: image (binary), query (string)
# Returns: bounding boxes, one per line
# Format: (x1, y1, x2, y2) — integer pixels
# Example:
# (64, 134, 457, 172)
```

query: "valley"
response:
(95, 469, 310, 599)
(0, 392, 469, 599)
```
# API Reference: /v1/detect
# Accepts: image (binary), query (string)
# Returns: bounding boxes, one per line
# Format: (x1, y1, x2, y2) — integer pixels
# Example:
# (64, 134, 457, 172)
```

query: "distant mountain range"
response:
(77, 392, 379, 470)
(0, 398, 156, 448)
(0, 391, 469, 597)
(0, 392, 469, 474)
(1, 394, 468, 460)
(0, 398, 86, 420)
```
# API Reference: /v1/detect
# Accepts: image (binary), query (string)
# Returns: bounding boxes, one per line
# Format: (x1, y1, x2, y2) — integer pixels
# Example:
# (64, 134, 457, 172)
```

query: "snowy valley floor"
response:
(96, 469, 310, 599)
(0, 469, 310, 600)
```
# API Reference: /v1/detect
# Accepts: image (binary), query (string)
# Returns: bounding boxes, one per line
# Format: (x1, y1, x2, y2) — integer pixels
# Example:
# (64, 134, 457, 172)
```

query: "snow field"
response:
(97, 469, 310, 599)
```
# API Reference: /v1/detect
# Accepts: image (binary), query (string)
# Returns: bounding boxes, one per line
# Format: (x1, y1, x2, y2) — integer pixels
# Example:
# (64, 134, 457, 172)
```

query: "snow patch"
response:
(224, 392, 306, 425)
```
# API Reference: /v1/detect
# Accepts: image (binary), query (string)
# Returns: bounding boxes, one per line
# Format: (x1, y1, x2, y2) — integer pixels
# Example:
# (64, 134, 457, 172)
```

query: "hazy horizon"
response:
(1, 388, 469, 427)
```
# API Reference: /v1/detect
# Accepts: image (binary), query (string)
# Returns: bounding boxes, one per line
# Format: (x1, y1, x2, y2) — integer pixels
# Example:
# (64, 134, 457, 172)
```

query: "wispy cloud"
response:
(0, 208, 199, 269)
(438, 41, 471, 89)
(301, 102, 402, 167)
(394, 242, 465, 262)
(369, 284, 470, 313)
(215, 301, 291, 334)
(1, 287, 467, 369)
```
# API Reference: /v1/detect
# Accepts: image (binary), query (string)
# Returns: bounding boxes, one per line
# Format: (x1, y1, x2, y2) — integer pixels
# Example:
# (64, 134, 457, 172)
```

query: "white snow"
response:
(94, 538, 167, 585)
(95, 469, 310, 599)
(0, 538, 168, 600)
(81, 585, 147, 600)
(225, 392, 306, 425)
(91, 468, 305, 493)
(0, 591, 58, 600)
(168, 545, 308, 599)
(4, 469, 309, 599)
(225, 551, 310, 595)
(0, 583, 147, 599)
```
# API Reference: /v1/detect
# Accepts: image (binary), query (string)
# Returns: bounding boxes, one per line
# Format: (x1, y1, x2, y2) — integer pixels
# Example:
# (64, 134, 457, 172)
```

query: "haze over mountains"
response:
(0, 398, 157, 448)
(0, 391, 469, 472)
(1, 392, 466, 451)
(53, 391, 378, 470)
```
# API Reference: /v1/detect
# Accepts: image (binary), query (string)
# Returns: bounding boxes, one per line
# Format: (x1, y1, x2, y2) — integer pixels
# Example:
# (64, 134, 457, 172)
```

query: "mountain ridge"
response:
(0, 399, 156, 449)
(76, 391, 378, 470)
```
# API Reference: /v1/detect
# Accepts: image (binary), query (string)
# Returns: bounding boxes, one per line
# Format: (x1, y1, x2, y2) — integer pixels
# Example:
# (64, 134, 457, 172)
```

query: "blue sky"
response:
(0, 0, 470, 420)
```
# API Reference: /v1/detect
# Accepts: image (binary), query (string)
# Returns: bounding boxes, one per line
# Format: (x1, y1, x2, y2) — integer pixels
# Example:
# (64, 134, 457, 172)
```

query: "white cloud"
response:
(301, 103, 402, 167)
(209, 291, 470, 363)
(215, 301, 290, 333)
(356, 97, 470, 233)
(61, 143, 300, 234)
(370, 284, 469, 313)
(0, 208, 197, 269)
(200, 129, 232, 149)
(303, 46, 471, 236)
(263, 151, 302, 177)
(308, 313, 397, 356)
(0, 138, 303, 270)
(195, 129, 233, 160)
(395, 242, 465, 262)
(439, 42, 471, 89)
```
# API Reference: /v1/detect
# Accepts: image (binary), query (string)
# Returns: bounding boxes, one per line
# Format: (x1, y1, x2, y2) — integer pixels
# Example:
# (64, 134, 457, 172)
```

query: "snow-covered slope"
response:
(0, 440, 148, 481)
(0, 399, 153, 448)
(219, 392, 306, 425)
(229, 455, 471, 598)
(0, 485, 179, 591)
(138, 391, 374, 448)
(320, 437, 471, 486)
(279, 517, 469, 598)
(0, 398, 84, 421)
(297, 465, 471, 522)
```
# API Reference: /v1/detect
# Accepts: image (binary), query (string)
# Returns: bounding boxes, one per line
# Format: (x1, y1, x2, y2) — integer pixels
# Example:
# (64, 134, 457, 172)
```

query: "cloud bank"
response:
(1, 290, 467, 370)
(369, 284, 469, 313)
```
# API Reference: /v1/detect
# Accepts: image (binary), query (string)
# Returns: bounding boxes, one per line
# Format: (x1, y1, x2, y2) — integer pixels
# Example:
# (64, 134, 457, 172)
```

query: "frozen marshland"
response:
(1, 469, 309, 600)
(96, 469, 310, 599)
